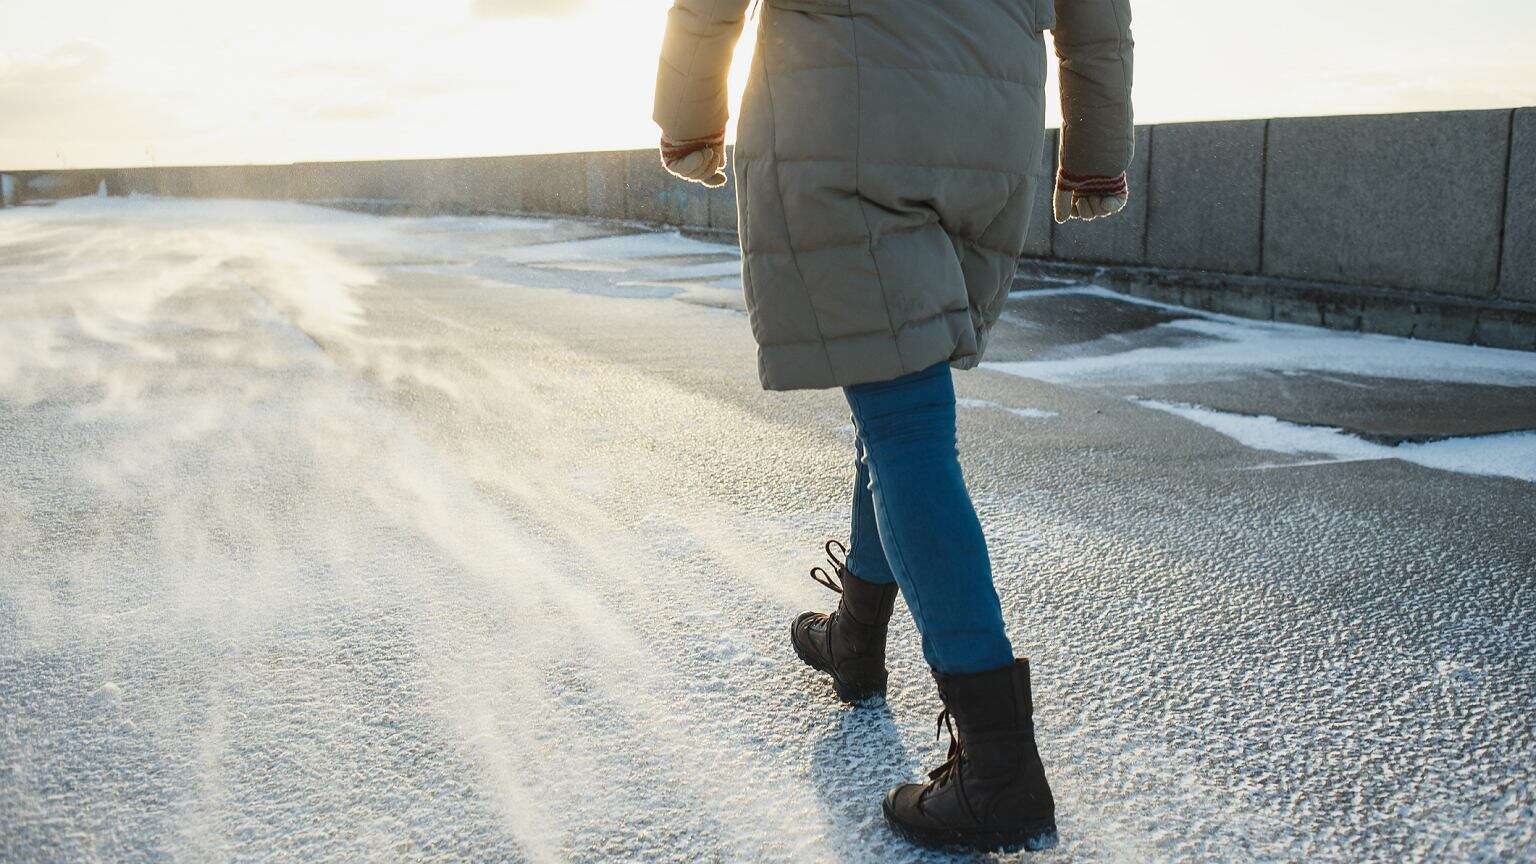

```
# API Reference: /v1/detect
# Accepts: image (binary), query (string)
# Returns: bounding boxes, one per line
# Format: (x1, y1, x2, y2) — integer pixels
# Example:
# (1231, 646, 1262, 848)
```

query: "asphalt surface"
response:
(2, 197, 1533, 863)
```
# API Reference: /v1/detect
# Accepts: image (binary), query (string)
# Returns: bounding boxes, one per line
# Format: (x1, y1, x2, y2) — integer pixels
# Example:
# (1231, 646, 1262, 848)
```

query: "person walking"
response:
(654, 0, 1133, 852)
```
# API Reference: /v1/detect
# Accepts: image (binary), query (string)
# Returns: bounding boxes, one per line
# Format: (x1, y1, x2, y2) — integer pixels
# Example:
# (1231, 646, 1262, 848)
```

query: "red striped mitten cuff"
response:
(1056, 169, 1129, 197)
(660, 131, 725, 166)
(659, 130, 728, 188)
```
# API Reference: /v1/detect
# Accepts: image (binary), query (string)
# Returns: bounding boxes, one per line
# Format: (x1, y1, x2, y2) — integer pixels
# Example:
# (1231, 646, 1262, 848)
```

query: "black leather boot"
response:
(883, 660, 1058, 852)
(789, 540, 899, 704)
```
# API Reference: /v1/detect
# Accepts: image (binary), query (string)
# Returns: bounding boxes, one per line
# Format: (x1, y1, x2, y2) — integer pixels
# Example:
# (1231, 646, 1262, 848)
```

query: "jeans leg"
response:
(845, 431, 896, 584)
(843, 362, 1013, 675)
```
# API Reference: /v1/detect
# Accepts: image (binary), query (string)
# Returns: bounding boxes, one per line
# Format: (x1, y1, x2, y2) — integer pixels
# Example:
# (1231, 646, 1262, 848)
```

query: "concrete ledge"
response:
(1015, 258, 1536, 351)
(1500, 108, 1536, 302)
(515, 152, 590, 216)
(14, 170, 105, 200)
(1145, 120, 1265, 274)
(1263, 110, 1510, 297)
(126, 164, 295, 200)
(586, 151, 629, 221)
(6, 107, 1533, 351)
(388, 157, 523, 214)
(624, 148, 708, 227)
(288, 161, 392, 201)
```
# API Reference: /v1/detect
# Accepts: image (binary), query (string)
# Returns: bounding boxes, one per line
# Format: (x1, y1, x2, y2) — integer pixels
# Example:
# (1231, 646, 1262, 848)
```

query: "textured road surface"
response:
(2, 198, 1533, 863)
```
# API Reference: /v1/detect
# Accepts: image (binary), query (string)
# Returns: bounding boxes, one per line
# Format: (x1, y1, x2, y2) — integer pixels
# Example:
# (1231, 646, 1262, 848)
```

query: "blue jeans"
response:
(842, 362, 1014, 676)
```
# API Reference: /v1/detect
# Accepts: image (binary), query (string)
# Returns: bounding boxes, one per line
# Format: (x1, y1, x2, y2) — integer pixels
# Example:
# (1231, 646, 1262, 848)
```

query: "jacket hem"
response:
(758, 308, 978, 390)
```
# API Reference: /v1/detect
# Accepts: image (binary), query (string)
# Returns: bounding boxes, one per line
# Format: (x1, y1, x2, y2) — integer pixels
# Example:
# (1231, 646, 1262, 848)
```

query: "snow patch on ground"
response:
(990, 287, 1536, 388)
(497, 230, 735, 264)
(956, 397, 1059, 419)
(633, 259, 743, 280)
(415, 214, 558, 232)
(1140, 400, 1536, 484)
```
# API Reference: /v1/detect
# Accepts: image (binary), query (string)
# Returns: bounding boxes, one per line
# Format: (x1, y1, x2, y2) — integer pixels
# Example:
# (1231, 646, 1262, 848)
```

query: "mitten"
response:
(660, 131, 727, 188)
(1053, 169, 1129, 224)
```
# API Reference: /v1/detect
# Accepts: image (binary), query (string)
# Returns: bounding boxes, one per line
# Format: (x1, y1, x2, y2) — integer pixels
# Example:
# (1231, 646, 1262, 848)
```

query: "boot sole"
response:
(882, 798, 1059, 854)
(789, 621, 887, 706)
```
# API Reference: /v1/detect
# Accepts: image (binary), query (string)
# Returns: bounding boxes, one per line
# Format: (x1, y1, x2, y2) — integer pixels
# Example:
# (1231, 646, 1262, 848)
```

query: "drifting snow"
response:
(0, 197, 833, 862)
(3, 198, 1532, 863)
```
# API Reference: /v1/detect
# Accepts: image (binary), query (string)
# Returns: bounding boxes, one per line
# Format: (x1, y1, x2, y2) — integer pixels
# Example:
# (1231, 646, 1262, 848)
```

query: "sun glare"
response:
(0, 0, 1532, 169)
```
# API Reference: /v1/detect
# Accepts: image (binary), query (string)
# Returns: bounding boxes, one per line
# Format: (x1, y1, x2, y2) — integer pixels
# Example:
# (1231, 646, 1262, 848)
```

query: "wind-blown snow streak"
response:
(0, 198, 837, 863)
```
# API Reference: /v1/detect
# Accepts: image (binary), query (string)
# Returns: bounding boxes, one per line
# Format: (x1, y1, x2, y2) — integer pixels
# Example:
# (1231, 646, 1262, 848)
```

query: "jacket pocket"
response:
(1033, 0, 1056, 32)
(766, 0, 853, 15)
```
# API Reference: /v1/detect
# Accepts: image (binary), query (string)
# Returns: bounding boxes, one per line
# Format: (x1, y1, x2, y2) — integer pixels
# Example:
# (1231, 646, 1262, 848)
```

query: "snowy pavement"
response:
(2, 197, 1533, 863)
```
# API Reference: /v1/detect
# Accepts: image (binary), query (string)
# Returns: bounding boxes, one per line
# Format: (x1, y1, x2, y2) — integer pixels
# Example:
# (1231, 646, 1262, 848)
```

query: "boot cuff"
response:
(935, 659, 1035, 734)
(838, 569, 899, 627)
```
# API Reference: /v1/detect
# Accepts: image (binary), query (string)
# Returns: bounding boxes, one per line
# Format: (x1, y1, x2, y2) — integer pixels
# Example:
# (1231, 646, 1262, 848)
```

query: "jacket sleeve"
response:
(1051, 0, 1135, 177)
(653, 0, 752, 141)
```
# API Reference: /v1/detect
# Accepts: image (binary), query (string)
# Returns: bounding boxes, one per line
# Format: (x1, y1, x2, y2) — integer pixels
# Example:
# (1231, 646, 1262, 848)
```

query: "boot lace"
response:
(927, 707, 962, 788)
(809, 539, 849, 594)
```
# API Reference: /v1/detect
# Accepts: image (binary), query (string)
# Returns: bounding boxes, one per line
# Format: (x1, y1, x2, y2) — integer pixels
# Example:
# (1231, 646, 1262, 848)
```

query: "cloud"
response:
(0, 40, 110, 93)
(280, 61, 382, 80)
(469, 0, 588, 19)
(0, 41, 189, 166)
(1324, 62, 1536, 114)
(309, 101, 394, 122)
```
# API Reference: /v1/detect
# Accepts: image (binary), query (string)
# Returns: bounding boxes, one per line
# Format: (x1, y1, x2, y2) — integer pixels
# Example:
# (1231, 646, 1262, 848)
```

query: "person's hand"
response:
(660, 130, 727, 188)
(1053, 170, 1128, 223)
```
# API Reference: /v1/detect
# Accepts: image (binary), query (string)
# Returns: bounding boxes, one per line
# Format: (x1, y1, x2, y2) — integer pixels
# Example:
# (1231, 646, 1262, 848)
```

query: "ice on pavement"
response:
(3, 197, 1533, 863)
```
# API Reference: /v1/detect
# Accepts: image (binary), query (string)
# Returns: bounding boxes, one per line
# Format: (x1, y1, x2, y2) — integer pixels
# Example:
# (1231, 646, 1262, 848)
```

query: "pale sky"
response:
(1, 0, 1533, 170)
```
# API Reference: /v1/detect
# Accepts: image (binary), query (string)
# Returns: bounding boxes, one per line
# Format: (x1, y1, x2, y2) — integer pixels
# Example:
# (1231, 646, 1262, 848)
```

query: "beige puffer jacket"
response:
(655, 0, 1134, 390)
